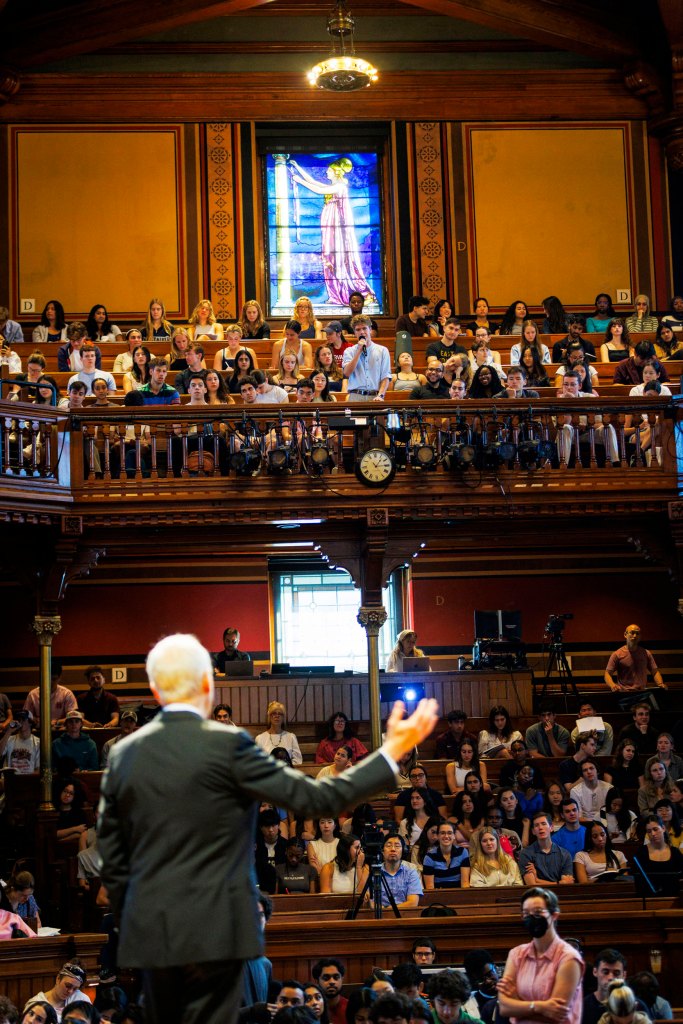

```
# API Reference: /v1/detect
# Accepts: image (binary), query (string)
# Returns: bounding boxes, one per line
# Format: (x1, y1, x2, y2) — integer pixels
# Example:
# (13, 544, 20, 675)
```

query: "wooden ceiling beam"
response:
(1, 0, 278, 69)
(398, 0, 637, 62)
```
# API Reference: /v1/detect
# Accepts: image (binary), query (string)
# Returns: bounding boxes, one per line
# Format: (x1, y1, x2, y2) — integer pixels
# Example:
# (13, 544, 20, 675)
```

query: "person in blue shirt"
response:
(552, 798, 586, 860)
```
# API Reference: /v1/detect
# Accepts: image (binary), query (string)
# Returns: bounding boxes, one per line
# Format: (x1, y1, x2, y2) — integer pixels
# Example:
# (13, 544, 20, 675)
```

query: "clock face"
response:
(356, 447, 395, 487)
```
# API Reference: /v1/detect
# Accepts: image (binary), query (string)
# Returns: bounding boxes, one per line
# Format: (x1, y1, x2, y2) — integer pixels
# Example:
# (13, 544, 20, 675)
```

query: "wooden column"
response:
(357, 605, 388, 751)
(30, 614, 61, 811)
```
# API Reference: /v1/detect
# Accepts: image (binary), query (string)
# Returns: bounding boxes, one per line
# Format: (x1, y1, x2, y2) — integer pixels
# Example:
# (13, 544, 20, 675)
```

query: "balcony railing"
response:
(1, 397, 681, 512)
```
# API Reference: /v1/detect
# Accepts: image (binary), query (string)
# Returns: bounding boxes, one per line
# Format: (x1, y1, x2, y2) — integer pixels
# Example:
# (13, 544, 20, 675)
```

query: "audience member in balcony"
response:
(627, 360, 671, 398)
(319, 833, 368, 894)
(0, 709, 39, 772)
(586, 294, 616, 334)
(11, 351, 46, 398)
(470, 329, 505, 376)
(554, 340, 599, 393)
(0, 304, 24, 347)
(53, 710, 98, 772)
(239, 299, 271, 341)
(639, 813, 683, 876)
(33, 300, 68, 345)
(138, 357, 180, 405)
(499, 739, 539, 790)
(510, 319, 550, 366)
(314, 345, 346, 393)
(187, 299, 224, 344)
(603, 739, 643, 790)
(206, 369, 233, 406)
(497, 787, 530, 847)
(67, 345, 116, 396)
(519, 345, 551, 388)
(464, 296, 496, 336)
(600, 319, 631, 363)
(77, 814, 103, 891)
(446, 739, 489, 794)
(652, 798, 683, 849)
(391, 351, 426, 394)
(468, 365, 503, 399)
(311, 371, 337, 403)
(343, 316, 391, 401)
(653, 321, 683, 361)
(411, 361, 451, 400)
(23, 661, 76, 728)
(637, 760, 676, 814)
(659, 293, 683, 331)
(426, 318, 469, 363)
(113, 329, 143, 374)
(570, 702, 614, 756)
(422, 819, 470, 889)
(397, 787, 439, 851)
(164, 328, 193, 371)
(317, 745, 355, 780)
(395, 296, 438, 339)
(100, 710, 139, 768)
(53, 777, 88, 841)
(612, 340, 669, 385)
(295, 378, 316, 404)
(24, 986, 84, 1024)
(625, 295, 658, 334)
(493, 365, 539, 399)
(551, 314, 596, 362)
(58, 323, 101, 372)
(468, 827, 522, 888)
(172, 343, 207, 395)
(645, 734, 683, 781)
(215, 324, 258, 371)
(85, 304, 122, 345)
(213, 626, 251, 672)
(273, 349, 304, 394)
(307, 816, 340, 872)
(78, 666, 120, 728)
(394, 764, 447, 823)
(312, 959, 347, 1024)
(255, 700, 302, 765)
(316, 713, 368, 764)
(443, 352, 473, 389)
(251, 369, 288, 403)
(496, 300, 528, 337)
(599, 787, 638, 844)
(1, 870, 41, 930)
(478, 706, 523, 760)
(559, 732, 599, 792)
(606, 628, 666, 697)
(569, 760, 611, 821)
(122, 345, 151, 393)
(275, 838, 318, 894)
(451, 790, 484, 842)
(321, 322, 352, 373)
(30, 376, 60, 407)
(448, 377, 467, 401)
(552, 797, 586, 859)
(337, 294, 377, 339)
(227, 349, 257, 395)
(140, 298, 173, 342)
(435, 709, 476, 761)
(272, 320, 315, 372)
(525, 704, 570, 759)
(541, 296, 569, 335)
(518, 812, 575, 885)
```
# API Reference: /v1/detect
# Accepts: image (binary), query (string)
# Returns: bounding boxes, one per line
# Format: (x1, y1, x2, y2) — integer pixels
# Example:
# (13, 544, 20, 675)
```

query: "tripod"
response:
(346, 862, 402, 920)
(538, 639, 580, 708)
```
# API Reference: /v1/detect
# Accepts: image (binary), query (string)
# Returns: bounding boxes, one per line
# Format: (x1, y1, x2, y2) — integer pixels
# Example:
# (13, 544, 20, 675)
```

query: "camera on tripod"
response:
(544, 613, 573, 641)
(360, 823, 397, 865)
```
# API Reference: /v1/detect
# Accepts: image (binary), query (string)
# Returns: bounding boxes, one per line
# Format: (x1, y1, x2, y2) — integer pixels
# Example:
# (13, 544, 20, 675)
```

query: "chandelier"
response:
(307, 0, 378, 92)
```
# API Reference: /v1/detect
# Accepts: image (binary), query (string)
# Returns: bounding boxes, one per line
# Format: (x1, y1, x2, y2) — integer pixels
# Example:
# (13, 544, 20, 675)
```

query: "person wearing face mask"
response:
(497, 887, 583, 1024)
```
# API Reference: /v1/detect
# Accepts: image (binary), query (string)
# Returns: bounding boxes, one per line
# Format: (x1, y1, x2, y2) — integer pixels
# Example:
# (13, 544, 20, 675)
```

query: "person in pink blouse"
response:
(497, 887, 584, 1024)
(315, 712, 369, 764)
(0, 909, 35, 940)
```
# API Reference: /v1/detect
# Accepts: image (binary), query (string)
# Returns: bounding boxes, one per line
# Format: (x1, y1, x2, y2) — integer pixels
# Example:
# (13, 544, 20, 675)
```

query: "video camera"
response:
(545, 613, 573, 640)
(360, 822, 398, 865)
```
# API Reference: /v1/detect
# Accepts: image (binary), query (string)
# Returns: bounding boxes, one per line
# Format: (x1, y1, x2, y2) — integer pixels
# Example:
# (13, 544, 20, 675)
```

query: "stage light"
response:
(230, 447, 261, 476)
(412, 443, 437, 469)
(267, 446, 291, 473)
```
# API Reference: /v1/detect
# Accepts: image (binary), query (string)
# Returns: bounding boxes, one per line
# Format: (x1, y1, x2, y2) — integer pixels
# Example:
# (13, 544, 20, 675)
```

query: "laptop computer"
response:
(221, 660, 253, 678)
(402, 656, 431, 672)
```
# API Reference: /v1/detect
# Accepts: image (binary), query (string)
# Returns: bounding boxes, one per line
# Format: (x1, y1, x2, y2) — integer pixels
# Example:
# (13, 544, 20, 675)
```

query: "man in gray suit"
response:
(99, 633, 438, 1024)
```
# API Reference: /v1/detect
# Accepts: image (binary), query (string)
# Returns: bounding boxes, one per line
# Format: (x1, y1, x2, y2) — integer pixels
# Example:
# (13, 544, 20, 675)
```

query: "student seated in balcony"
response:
(554, 340, 598, 393)
(173, 343, 207, 395)
(395, 295, 438, 338)
(469, 328, 505, 377)
(478, 705, 523, 760)
(612, 341, 670, 385)
(52, 710, 99, 773)
(555, 371, 619, 466)
(492, 365, 539, 399)
(138, 357, 180, 405)
(410, 361, 451, 400)
(316, 712, 368, 764)
(58, 322, 102, 372)
(426, 318, 469, 364)
(600, 319, 632, 363)
(510, 318, 550, 366)
(272, 319, 314, 371)
(551, 314, 595, 362)
(67, 345, 116, 396)
(318, 833, 368, 894)
(214, 323, 258, 372)
(468, 364, 503, 399)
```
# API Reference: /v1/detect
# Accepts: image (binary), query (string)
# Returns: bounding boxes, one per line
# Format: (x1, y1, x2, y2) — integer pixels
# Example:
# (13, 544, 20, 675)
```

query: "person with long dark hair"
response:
(574, 820, 627, 883)
(541, 296, 569, 335)
(599, 787, 637, 844)
(469, 364, 503, 399)
(497, 787, 530, 847)
(652, 798, 683, 848)
(304, 983, 330, 1024)
(318, 833, 368, 894)
(227, 349, 256, 394)
(604, 740, 642, 791)
(85, 304, 122, 344)
(586, 293, 616, 334)
(452, 790, 484, 841)
(123, 345, 152, 393)
(433, 298, 455, 335)
(497, 300, 528, 336)
(315, 712, 368, 764)
(478, 706, 523, 759)
(465, 296, 497, 336)
(640, 813, 683, 876)
(33, 300, 67, 345)
(398, 787, 438, 850)
(519, 344, 550, 388)
(423, 818, 470, 889)
(654, 320, 683, 360)
(600, 319, 631, 363)
(445, 740, 489, 793)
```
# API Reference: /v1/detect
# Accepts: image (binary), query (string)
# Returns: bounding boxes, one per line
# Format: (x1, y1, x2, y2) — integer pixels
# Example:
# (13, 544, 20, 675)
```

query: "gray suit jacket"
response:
(98, 710, 393, 968)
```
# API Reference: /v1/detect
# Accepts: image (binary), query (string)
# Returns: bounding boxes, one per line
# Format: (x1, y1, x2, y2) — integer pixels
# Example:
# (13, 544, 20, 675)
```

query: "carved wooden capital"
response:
(31, 615, 62, 645)
(623, 60, 666, 115)
(357, 605, 388, 636)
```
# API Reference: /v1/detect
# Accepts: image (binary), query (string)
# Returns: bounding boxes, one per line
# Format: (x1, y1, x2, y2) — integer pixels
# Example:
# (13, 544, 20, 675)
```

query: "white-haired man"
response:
(99, 633, 438, 1024)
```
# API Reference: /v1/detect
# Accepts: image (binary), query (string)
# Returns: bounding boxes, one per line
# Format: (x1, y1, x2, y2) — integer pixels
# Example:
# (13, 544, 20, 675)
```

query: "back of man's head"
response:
(409, 295, 429, 312)
(145, 633, 212, 704)
(427, 970, 471, 1003)
(369, 993, 413, 1024)
(391, 962, 423, 992)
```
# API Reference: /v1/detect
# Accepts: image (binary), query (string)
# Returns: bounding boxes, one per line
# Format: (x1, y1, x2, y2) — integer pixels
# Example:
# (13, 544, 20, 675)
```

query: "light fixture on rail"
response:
(307, 0, 378, 92)
(267, 445, 291, 474)
(309, 442, 332, 472)
(230, 446, 262, 476)
(410, 408, 437, 470)
(443, 442, 476, 470)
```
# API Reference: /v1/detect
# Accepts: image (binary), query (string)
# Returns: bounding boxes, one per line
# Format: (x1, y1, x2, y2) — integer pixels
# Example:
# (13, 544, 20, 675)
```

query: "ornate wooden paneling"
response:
(205, 122, 238, 319)
(412, 122, 450, 307)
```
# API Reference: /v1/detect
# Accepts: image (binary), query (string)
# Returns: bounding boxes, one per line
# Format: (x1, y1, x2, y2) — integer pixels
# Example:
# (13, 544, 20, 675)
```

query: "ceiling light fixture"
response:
(307, 0, 378, 92)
